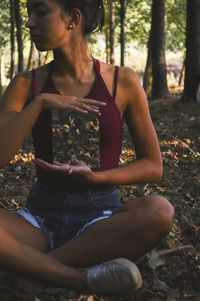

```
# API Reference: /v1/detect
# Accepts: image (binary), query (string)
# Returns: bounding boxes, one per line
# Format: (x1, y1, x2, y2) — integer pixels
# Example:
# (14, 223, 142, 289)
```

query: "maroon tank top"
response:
(30, 58, 122, 181)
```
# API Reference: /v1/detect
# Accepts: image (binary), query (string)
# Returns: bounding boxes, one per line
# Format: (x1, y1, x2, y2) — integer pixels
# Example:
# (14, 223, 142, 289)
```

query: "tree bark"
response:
(143, 31, 152, 97)
(0, 52, 2, 99)
(108, 0, 115, 64)
(178, 58, 185, 87)
(0, 49, 5, 98)
(103, 26, 110, 63)
(43, 51, 51, 65)
(151, 0, 169, 99)
(38, 51, 42, 67)
(119, 0, 126, 66)
(183, 0, 200, 102)
(14, 0, 24, 72)
(10, 0, 15, 79)
(27, 42, 35, 71)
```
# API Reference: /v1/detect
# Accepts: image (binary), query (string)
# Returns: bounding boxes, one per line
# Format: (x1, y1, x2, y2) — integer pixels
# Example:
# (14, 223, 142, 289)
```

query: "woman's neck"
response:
(52, 40, 92, 80)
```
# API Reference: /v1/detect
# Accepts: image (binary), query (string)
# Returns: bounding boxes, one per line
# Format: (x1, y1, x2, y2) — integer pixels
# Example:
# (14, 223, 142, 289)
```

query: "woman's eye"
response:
(36, 9, 48, 16)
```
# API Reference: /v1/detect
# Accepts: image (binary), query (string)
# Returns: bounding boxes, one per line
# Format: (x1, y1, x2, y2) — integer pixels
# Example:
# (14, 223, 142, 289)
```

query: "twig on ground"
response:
(0, 200, 9, 209)
(158, 244, 193, 257)
(171, 135, 196, 154)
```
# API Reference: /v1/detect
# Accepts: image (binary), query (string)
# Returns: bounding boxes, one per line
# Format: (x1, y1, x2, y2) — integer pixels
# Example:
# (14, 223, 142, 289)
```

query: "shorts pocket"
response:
(88, 190, 122, 209)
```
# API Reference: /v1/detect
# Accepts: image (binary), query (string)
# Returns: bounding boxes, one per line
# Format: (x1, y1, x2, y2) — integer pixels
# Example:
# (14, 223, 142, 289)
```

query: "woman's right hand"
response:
(36, 93, 106, 114)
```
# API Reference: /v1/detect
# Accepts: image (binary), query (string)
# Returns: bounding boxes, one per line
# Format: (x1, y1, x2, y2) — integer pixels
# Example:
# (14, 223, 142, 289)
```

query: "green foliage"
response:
(0, 0, 30, 51)
(0, 0, 186, 79)
(124, 0, 152, 46)
(112, 0, 186, 52)
(20, 0, 31, 44)
(166, 0, 186, 52)
(0, 0, 10, 46)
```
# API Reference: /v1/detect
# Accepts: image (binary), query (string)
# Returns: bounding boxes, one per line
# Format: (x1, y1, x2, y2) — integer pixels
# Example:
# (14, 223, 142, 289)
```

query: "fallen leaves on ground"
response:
(0, 93, 200, 300)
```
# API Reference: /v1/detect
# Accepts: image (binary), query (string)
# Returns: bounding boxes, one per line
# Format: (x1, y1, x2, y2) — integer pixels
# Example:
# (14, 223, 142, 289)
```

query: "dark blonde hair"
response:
(58, 0, 105, 35)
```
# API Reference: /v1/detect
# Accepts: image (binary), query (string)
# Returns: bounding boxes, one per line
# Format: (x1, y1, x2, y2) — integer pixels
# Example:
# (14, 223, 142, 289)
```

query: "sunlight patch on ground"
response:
(10, 151, 35, 163)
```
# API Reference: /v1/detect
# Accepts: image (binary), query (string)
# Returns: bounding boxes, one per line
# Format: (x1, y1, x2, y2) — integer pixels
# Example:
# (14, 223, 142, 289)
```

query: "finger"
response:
(68, 165, 88, 174)
(34, 159, 56, 170)
(53, 160, 63, 166)
(69, 102, 100, 114)
(34, 159, 71, 170)
(67, 104, 88, 114)
(77, 103, 100, 113)
(34, 159, 50, 167)
(73, 159, 81, 164)
(78, 98, 107, 106)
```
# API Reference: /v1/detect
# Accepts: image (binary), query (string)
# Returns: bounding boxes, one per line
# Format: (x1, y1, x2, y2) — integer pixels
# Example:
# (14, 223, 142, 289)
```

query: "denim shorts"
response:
(16, 179, 122, 251)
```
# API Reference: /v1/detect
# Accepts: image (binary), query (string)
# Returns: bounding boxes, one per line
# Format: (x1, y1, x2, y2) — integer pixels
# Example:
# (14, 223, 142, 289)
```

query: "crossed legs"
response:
(0, 195, 174, 290)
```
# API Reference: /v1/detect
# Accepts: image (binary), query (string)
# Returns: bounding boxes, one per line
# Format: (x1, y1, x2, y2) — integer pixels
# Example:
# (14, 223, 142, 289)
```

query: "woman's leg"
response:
(0, 209, 48, 252)
(0, 209, 87, 290)
(0, 194, 174, 291)
(48, 195, 175, 267)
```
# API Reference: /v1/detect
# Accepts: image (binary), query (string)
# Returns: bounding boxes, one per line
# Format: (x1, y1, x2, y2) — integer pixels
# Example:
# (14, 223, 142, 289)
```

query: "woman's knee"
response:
(126, 194, 175, 235)
(143, 194, 175, 235)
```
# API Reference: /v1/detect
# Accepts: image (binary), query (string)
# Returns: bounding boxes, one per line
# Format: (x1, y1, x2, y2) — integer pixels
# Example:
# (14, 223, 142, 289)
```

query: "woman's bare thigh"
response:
(0, 208, 48, 252)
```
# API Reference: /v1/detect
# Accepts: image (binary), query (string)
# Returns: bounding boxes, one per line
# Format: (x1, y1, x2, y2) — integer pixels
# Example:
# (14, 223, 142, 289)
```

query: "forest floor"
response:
(0, 93, 199, 301)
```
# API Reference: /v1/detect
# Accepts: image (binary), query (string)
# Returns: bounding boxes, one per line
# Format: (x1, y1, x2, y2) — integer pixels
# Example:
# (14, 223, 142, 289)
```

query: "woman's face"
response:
(26, 0, 69, 51)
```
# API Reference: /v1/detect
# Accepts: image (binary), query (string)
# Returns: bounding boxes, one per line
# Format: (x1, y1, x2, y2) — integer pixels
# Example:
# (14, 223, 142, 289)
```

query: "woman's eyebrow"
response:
(26, 1, 49, 9)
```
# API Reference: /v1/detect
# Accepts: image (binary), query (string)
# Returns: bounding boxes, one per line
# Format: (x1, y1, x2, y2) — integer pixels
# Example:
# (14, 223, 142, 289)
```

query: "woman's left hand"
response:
(34, 159, 96, 184)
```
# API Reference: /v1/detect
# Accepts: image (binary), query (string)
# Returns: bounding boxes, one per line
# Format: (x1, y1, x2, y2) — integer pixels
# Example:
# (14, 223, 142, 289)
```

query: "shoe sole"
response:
(87, 257, 142, 294)
(112, 258, 142, 291)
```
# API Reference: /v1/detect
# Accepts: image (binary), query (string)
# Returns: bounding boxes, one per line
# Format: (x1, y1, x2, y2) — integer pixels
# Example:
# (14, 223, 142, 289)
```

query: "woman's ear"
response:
(69, 8, 81, 27)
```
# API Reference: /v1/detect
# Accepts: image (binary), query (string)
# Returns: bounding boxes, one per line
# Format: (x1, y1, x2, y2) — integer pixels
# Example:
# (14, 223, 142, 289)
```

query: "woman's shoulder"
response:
(1, 63, 52, 110)
(99, 60, 139, 85)
(118, 66, 140, 88)
(14, 62, 50, 84)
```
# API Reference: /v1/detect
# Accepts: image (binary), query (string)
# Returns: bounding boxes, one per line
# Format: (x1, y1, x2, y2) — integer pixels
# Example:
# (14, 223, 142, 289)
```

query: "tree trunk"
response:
(119, 0, 126, 66)
(178, 58, 185, 86)
(0, 49, 5, 98)
(27, 42, 35, 70)
(108, 0, 115, 64)
(0, 53, 2, 99)
(151, 0, 169, 99)
(43, 51, 51, 65)
(183, 0, 200, 102)
(14, 0, 24, 72)
(105, 27, 110, 63)
(143, 31, 152, 97)
(38, 51, 42, 67)
(10, 0, 15, 79)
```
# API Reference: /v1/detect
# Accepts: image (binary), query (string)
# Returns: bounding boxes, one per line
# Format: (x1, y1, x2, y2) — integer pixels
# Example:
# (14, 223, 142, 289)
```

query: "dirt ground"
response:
(0, 93, 199, 301)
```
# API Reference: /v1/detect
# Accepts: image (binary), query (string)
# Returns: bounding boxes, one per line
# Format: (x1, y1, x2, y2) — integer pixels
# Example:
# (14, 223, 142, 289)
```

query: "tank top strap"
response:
(31, 69, 36, 96)
(92, 58, 119, 101)
(29, 64, 54, 104)
(92, 57, 101, 73)
(113, 65, 119, 101)
(25, 69, 36, 105)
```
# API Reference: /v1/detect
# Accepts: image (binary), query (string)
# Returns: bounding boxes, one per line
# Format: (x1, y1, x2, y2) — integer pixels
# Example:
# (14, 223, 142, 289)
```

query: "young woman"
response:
(0, 0, 174, 294)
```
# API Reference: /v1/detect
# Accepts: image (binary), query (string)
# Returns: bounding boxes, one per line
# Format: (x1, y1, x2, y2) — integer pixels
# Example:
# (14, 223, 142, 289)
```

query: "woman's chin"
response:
(31, 40, 52, 52)
(34, 44, 51, 52)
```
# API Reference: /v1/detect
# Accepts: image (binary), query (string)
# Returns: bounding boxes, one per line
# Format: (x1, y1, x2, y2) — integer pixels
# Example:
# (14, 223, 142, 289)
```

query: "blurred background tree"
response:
(1, 0, 200, 102)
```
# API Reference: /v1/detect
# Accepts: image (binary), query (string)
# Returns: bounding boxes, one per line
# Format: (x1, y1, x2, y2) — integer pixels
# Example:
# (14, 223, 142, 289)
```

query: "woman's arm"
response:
(0, 69, 107, 168)
(93, 67, 163, 185)
(36, 67, 163, 186)
(0, 72, 42, 168)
